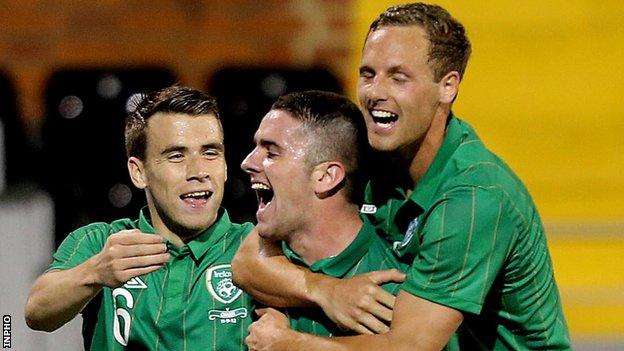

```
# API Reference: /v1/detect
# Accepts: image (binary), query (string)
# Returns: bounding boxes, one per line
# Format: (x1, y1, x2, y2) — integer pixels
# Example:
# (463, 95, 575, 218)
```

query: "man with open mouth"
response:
(240, 90, 407, 338)
(236, 3, 570, 351)
(26, 85, 254, 350)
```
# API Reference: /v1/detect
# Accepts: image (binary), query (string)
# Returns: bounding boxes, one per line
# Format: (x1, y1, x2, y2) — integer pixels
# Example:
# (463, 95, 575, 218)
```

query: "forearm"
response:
(251, 327, 398, 351)
(246, 293, 462, 351)
(25, 257, 103, 331)
(232, 230, 331, 307)
(265, 329, 441, 351)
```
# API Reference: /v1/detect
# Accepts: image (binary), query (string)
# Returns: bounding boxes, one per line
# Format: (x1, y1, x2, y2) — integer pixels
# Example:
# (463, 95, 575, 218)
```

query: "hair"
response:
(368, 2, 471, 81)
(125, 85, 221, 159)
(271, 90, 369, 203)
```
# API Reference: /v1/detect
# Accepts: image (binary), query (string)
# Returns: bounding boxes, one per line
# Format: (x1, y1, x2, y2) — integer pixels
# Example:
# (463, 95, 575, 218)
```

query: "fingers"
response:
(110, 230, 165, 245)
(123, 265, 167, 279)
(111, 253, 169, 285)
(374, 288, 397, 310)
(118, 253, 170, 270)
(343, 290, 393, 333)
(105, 231, 167, 260)
(120, 243, 168, 257)
(326, 271, 403, 334)
(336, 308, 390, 335)
(355, 313, 390, 334)
(350, 323, 375, 335)
(255, 308, 270, 317)
(366, 297, 394, 322)
(255, 308, 286, 321)
(367, 269, 406, 285)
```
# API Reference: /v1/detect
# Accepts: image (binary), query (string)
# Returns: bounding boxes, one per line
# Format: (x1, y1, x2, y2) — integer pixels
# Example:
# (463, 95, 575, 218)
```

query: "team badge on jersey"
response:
(206, 264, 242, 304)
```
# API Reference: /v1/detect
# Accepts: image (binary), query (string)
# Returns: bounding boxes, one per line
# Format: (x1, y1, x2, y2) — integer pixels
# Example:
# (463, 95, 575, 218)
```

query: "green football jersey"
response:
(282, 221, 408, 336)
(48, 208, 254, 351)
(363, 116, 571, 350)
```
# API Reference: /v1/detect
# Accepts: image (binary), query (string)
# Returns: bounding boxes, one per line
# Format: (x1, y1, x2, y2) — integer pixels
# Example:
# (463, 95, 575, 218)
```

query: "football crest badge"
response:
(206, 264, 242, 304)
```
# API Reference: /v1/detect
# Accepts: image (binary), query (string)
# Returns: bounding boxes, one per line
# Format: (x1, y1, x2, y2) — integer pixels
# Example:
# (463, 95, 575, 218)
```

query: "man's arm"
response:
(25, 264, 103, 332)
(231, 228, 313, 307)
(232, 228, 405, 334)
(25, 230, 169, 332)
(246, 291, 463, 351)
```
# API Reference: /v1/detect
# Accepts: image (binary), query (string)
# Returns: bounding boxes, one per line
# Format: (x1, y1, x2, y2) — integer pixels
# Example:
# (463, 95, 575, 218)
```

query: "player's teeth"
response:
(371, 110, 396, 118)
(251, 183, 271, 190)
(184, 191, 207, 198)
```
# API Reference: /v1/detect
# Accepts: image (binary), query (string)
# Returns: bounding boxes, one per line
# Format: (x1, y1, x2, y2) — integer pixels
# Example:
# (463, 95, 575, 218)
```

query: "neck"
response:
(153, 222, 188, 248)
(146, 204, 203, 248)
(405, 109, 450, 190)
(286, 200, 362, 265)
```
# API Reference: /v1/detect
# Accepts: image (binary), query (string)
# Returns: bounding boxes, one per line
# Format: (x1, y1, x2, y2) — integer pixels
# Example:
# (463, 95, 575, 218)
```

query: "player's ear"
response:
(128, 156, 147, 189)
(438, 70, 460, 104)
(312, 161, 346, 199)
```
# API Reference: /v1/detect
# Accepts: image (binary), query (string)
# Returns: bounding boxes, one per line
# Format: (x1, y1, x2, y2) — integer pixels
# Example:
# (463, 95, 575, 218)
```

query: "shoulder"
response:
(442, 145, 536, 227)
(56, 218, 138, 253)
(444, 124, 531, 203)
(49, 218, 137, 271)
(69, 218, 137, 241)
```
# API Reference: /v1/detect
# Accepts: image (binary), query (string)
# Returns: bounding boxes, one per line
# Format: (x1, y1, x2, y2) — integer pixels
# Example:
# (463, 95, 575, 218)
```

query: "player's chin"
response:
(179, 212, 219, 231)
(255, 223, 275, 240)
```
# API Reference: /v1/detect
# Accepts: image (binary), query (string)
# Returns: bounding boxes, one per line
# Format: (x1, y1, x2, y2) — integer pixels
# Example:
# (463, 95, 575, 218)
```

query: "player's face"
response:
(134, 112, 226, 237)
(241, 110, 314, 240)
(358, 25, 443, 154)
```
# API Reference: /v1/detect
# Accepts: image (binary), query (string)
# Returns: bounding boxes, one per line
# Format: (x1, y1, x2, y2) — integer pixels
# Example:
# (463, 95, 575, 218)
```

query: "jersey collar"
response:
(408, 113, 466, 210)
(138, 207, 233, 262)
(281, 222, 375, 277)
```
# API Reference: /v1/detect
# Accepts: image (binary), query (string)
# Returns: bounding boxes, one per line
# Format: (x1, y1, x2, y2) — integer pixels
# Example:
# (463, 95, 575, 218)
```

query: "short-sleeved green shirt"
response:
(48, 208, 254, 351)
(363, 116, 571, 350)
(281, 221, 408, 336)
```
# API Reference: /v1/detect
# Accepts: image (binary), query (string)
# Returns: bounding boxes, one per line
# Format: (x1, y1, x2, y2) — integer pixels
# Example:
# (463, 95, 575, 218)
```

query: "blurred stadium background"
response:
(0, 0, 622, 349)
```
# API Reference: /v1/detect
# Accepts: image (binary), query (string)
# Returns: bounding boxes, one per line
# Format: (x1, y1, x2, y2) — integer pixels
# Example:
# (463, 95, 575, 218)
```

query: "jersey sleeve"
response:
(401, 186, 515, 314)
(47, 223, 110, 272)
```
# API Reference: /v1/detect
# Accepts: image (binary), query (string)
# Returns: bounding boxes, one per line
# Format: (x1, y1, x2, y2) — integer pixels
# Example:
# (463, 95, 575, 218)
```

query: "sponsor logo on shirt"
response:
(360, 204, 377, 214)
(206, 264, 243, 304)
(208, 307, 248, 324)
(123, 277, 147, 289)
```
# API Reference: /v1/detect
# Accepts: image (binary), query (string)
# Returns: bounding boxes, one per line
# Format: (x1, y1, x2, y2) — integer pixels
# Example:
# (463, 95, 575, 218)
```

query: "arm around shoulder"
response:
(232, 228, 406, 334)
(247, 291, 463, 351)
(231, 227, 320, 307)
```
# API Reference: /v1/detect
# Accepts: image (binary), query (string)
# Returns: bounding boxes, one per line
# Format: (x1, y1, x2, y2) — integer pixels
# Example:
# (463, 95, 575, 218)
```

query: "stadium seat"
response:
(41, 67, 177, 246)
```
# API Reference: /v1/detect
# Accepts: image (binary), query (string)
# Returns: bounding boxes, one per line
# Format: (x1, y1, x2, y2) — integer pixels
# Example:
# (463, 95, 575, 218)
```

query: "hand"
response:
(246, 308, 292, 351)
(89, 229, 169, 287)
(312, 269, 405, 334)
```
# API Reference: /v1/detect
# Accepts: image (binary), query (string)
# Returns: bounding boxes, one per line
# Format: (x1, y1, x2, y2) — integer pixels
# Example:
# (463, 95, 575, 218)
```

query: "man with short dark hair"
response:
(26, 85, 254, 350)
(237, 3, 571, 350)
(240, 91, 407, 337)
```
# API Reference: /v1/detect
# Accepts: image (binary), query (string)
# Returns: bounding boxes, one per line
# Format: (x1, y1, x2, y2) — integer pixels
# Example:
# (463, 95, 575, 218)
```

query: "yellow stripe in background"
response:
(548, 225, 624, 338)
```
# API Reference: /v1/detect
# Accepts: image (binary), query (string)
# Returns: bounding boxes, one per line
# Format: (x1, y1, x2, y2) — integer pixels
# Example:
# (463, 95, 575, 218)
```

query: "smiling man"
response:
(240, 91, 407, 337)
(25, 86, 254, 350)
